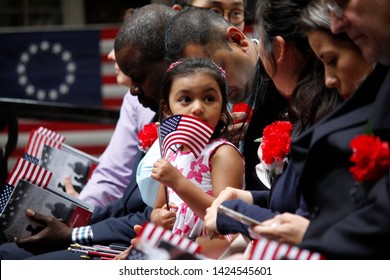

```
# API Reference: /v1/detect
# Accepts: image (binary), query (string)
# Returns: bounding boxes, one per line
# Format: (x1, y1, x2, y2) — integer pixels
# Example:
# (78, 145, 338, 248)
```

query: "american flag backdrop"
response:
(0, 27, 124, 172)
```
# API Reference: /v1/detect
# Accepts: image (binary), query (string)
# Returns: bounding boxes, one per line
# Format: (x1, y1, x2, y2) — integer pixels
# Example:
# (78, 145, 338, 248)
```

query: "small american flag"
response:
(24, 127, 65, 160)
(159, 115, 214, 159)
(0, 157, 52, 213)
(6, 158, 52, 189)
(249, 237, 325, 260)
(138, 222, 201, 255)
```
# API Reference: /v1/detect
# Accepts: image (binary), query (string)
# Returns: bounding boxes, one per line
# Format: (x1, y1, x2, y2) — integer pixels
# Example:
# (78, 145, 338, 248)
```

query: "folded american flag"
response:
(137, 222, 201, 255)
(24, 127, 65, 160)
(159, 115, 214, 159)
(0, 158, 52, 213)
(249, 237, 325, 260)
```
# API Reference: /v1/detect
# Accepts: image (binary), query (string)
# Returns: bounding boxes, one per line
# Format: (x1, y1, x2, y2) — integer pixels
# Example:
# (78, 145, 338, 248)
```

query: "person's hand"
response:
(64, 176, 79, 198)
(229, 112, 249, 145)
(203, 203, 220, 240)
(114, 224, 145, 260)
(204, 187, 252, 239)
(151, 159, 183, 188)
(130, 224, 144, 247)
(153, 203, 177, 230)
(15, 209, 72, 255)
(212, 187, 253, 207)
(249, 213, 309, 245)
(114, 246, 132, 260)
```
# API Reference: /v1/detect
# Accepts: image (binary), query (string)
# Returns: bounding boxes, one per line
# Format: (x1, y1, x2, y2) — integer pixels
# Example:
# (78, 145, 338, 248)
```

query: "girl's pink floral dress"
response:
(166, 138, 243, 240)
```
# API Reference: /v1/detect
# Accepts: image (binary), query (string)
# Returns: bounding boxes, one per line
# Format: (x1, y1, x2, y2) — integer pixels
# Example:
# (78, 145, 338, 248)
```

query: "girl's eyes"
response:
(178, 95, 216, 103)
(179, 96, 191, 103)
(204, 96, 215, 102)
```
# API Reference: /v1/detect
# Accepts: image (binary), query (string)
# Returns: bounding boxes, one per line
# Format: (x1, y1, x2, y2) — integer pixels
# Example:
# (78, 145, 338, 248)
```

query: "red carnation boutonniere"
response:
(138, 123, 158, 153)
(231, 102, 253, 124)
(349, 134, 390, 191)
(255, 121, 293, 180)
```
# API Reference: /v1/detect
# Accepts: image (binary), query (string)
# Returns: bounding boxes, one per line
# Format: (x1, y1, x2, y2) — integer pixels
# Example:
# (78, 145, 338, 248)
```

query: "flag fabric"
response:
(249, 237, 325, 260)
(159, 115, 214, 159)
(24, 127, 65, 160)
(0, 184, 14, 215)
(6, 158, 52, 189)
(0, 158, 52, 213)
(36, 126, 66, 143)
(0, 27, 124, 172)
(22, 154, 40, 165)
(137, 222, 201, 255)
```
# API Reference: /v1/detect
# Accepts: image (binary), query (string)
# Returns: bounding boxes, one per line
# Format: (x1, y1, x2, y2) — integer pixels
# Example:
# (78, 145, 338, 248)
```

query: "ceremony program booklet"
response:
(0, 180, 93, 241)
(40, 144, 98, 195)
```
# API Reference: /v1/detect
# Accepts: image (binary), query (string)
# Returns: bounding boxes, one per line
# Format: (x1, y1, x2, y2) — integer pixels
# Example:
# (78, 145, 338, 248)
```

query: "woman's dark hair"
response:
(159, 57, 233, 141)
(299, 0, 351, 42)
(243, 0, 341, 191)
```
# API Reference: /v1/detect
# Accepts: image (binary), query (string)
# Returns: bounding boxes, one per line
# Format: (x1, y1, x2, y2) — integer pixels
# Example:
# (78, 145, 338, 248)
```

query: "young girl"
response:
(150, 57, 245, 240)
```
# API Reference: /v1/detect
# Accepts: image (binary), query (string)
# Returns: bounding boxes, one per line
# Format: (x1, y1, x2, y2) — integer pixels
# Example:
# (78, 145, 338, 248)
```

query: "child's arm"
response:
(151, 145, 244, 220)
(151, 183, 177, 230)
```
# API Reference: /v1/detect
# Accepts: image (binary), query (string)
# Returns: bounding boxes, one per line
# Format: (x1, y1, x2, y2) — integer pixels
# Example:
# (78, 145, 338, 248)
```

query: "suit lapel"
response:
(369, 69, 390, 142)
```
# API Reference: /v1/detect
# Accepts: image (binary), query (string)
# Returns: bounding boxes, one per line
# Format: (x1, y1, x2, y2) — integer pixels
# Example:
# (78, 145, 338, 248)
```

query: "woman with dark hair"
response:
(246, 0, 377, 248)
(204, 0, 341, 241)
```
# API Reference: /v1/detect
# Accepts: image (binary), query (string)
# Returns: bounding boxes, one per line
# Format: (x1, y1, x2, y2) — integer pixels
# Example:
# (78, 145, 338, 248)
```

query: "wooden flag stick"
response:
(156, 122, 170, 211)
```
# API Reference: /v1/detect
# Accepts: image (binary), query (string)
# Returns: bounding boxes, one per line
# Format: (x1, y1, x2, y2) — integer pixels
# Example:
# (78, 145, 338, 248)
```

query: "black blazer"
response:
(88, 149, 152, 245)
(291, 65, 390, 259)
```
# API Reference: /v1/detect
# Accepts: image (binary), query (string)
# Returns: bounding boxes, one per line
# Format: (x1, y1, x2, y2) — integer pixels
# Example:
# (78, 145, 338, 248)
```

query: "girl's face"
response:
(167, 72, 223, 129)
(308, 29, 374, 100)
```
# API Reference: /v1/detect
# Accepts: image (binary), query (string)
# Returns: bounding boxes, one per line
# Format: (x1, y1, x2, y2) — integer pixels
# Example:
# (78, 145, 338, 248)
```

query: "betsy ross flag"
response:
(249, 237, 325, 260)
(0, 27, 125, 171)
(159, 115, 214, 159)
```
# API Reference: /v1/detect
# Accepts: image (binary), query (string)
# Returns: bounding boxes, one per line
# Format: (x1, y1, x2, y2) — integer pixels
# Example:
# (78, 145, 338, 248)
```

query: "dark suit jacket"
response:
(291, 65, 390, 259)
(88, 150, 152, 245)
(217, 163, 307, 237)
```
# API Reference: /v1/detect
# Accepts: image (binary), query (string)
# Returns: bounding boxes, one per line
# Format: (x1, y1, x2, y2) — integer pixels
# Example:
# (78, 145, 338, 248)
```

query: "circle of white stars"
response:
(16, 40, 77, 101)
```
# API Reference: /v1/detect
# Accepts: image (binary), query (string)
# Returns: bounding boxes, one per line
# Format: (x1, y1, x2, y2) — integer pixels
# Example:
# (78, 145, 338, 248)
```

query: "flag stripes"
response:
(138, 222, 201, 255)
(249, 237, 325, 260)
(1, 157, 53, 213)
(24, 127, 65, 159)
(6, 158, 52, 188)
(159, 115, 214, 159)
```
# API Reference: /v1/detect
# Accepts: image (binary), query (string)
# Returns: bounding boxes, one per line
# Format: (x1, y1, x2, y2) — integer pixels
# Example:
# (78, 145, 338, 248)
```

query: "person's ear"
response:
(161, 100, 171, 117)
(172, 4, 183, 11)
(273, 36, 287, 64)
(226, 27, 249, 51)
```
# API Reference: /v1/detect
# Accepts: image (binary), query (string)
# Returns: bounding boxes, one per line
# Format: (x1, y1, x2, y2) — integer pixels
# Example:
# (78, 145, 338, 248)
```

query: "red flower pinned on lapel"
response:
(257, 121, 293, 178)
(349, 134, 390, 186)
(138, 123, 158, 153)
